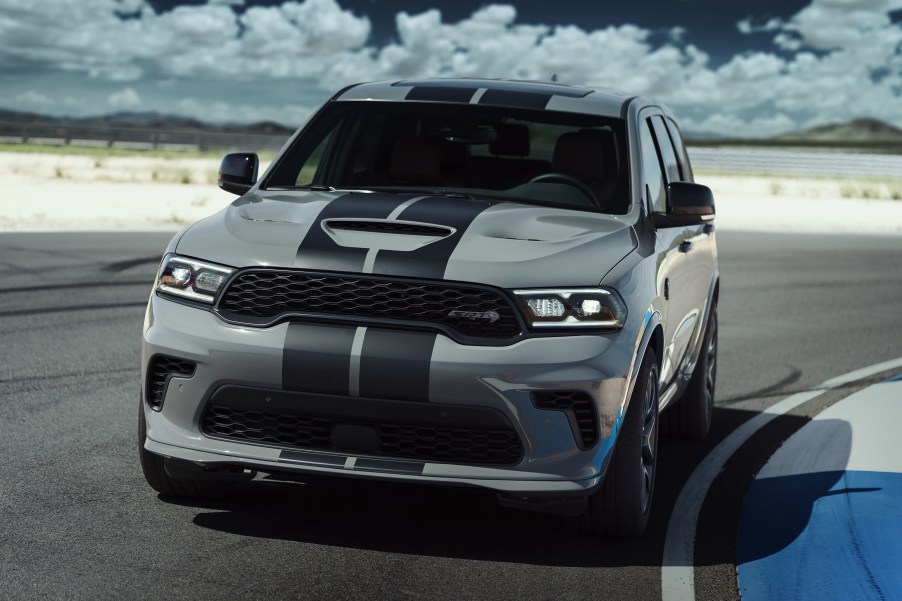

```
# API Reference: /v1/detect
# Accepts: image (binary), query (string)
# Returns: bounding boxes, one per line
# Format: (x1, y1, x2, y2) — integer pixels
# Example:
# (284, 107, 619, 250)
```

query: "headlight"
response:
(513, 288, 627, 329)
(155, 254, 235, 303)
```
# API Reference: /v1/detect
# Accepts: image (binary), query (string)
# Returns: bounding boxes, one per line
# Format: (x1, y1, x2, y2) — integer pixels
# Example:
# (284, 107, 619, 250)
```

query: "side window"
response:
(651, 116, 681, 183)
(665, 118, 693, 182)
(295, 129, 335, 186)
(266, 110, 345, 188)
(639, 119, 667, 213)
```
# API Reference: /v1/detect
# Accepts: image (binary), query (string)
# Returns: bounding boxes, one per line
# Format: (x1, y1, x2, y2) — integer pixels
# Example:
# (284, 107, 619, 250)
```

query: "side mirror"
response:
(653, 181, 715, 228)
(218, 152, 259, 195)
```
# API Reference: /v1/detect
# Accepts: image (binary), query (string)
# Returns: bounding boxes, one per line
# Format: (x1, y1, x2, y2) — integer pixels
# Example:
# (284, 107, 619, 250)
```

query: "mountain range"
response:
(0, 108, 296, 137)
(2, 108, 901, 146)
(772, 118, 902, 143)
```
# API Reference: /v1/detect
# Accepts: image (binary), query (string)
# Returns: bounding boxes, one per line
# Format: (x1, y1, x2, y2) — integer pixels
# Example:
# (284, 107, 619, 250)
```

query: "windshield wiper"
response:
(295, 184, 335, 192)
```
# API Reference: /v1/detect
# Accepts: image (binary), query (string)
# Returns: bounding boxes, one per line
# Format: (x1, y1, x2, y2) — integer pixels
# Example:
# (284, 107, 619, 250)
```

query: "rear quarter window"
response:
(651, 116, 681, 183)
(664, 118, 693, 182)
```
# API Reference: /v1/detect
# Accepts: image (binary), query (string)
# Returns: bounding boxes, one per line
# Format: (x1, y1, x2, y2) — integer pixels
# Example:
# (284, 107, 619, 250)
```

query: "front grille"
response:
(146, 355, 196, 411)
(326, 220, 452, 236)
(216, 270, 522, 341)
(202, 404, 523, 465)
(532, 390, 598, 449)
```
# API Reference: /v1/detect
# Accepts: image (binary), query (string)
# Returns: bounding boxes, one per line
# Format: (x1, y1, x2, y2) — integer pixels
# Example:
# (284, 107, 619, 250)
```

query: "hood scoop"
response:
(322, 218, 455, 252)
(325, 219, 453, 237)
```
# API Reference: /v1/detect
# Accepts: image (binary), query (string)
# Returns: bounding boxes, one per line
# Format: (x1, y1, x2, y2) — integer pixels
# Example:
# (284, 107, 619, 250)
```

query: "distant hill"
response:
(0, 108, 296, 137)
(773, 118, 902, 143)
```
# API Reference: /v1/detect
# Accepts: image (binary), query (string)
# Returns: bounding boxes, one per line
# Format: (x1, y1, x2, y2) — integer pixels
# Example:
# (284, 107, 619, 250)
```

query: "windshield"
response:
(265, 101, 630, 214)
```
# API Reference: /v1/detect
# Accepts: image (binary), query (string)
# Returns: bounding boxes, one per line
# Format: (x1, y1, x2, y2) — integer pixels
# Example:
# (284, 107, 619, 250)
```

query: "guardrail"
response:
(688, 147, 902, 179)
(0, 121, 290, 152)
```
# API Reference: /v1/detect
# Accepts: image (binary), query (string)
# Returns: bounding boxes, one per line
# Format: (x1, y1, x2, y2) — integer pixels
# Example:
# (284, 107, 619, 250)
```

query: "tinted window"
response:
(665, 118, 693, 182)
(264, 102, 630, 214)
(651, 116, 681, 183)
(295, 129, 335, 186)
(640, 119, 667, 213)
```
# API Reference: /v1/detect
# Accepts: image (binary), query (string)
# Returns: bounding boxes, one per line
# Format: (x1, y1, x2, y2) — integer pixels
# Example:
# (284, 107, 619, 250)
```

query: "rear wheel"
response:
(138, 403, 239, 499)
(662, 305, 717, 441)
(577, 350, 659, 538)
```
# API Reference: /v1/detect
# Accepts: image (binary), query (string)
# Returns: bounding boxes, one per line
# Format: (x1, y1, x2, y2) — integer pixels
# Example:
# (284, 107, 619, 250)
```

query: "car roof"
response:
(333, 78, 638, 119)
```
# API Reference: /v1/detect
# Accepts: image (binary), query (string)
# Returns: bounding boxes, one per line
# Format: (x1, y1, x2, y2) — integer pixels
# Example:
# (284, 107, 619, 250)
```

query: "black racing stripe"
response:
(478, 89, 553, 109)
(371, 196, 491, 279)
(358, 329, 437, 402)
(283, 322, 356, 395)
(406, 86, 478, 103)
(295, 193, 412, 272)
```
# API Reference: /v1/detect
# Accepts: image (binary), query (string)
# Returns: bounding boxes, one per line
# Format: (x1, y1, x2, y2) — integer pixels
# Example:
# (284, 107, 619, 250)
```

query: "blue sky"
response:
(1, 0, 901, 136)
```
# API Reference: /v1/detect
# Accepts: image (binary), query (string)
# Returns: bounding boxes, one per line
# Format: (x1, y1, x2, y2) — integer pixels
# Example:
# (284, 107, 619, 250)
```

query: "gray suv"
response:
(140, 79, 719, 538)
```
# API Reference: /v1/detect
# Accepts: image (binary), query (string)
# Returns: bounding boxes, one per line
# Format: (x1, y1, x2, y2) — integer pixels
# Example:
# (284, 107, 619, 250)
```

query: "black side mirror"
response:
(218, 153, 259, 195)
(653, 181, 715, 228)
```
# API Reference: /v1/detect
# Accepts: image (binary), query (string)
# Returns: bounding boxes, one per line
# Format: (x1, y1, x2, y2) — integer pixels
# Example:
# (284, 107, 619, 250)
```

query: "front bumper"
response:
(141, 293, 638, 495)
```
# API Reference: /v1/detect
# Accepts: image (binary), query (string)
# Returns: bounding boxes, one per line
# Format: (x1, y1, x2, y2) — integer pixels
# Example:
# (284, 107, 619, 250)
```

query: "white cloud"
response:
(0, 0, 370, 81)
(736, 17, 784, 35)
(12, 90, 55, 109)
(0, 0, 901, 135)
(682, 112, 798, 138)
(176, 96, 313, 125)
(108, 87, 142, 109)
(0, 89, 86, 113)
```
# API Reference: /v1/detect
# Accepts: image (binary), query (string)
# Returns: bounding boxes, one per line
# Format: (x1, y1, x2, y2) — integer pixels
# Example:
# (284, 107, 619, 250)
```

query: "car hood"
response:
(176, 190, 637, 288)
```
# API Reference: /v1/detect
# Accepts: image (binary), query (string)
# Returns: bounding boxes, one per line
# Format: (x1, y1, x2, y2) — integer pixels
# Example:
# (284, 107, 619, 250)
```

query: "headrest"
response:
(489, 124, 530, 157)
(390, 137, 441, 184)
(551, 129, 617, 185)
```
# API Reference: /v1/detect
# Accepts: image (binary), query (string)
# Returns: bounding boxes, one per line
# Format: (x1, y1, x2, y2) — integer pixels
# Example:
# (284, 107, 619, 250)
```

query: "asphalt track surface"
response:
(2, 230, 901, 600)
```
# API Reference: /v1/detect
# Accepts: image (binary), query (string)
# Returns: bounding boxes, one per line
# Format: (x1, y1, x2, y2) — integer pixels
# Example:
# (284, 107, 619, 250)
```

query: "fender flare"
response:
(620, 306, 664, 428)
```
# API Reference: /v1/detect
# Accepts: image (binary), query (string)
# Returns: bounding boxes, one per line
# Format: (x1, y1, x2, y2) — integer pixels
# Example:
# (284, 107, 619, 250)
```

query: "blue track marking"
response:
(737, 380, 902, 601)
(739, 470, 902, 601)
(883, 373, 902, 382)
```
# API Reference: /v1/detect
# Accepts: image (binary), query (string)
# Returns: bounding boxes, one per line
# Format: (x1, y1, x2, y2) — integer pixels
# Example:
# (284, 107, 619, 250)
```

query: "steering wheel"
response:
(528, 173, 597, 204)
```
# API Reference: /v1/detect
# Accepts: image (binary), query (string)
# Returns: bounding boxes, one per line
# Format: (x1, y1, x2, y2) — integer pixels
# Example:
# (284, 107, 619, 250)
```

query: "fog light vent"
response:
(531, 390, 598, 449)
(146, 355, 196, 411)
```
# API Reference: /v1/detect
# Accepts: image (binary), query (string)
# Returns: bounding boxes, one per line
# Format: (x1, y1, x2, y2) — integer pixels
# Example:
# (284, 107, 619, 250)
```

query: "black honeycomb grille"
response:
(146, 355, 196, 411)
(531, 390, 598, 449)
(216, 270, 522, 340)
(202, 404, 523, 465)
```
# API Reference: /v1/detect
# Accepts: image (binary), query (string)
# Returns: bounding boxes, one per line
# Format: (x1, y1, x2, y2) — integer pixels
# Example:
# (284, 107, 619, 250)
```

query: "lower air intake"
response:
(531, 390, 598, 449)
(146, 355, 196, 411)
(201, 404, 523, 466)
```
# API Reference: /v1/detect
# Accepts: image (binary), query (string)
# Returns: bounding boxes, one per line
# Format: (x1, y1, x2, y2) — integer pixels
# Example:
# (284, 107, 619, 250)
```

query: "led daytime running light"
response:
(513, 288, 626, 329)
(155, 254, 235, 303)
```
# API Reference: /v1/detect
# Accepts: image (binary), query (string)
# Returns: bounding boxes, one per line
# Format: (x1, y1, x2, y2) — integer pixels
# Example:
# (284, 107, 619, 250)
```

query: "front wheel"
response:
(576, 349, 659, 538)
(138, 403, 239, 499)
(662, 305, 717, 441)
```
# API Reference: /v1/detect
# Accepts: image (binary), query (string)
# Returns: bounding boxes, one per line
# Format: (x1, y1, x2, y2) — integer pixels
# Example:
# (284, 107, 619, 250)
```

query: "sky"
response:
(1, 0, 901, 137)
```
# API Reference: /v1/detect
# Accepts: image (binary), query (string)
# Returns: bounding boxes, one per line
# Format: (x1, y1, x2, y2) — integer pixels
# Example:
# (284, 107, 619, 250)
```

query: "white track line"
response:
(660, 356, 902, 601)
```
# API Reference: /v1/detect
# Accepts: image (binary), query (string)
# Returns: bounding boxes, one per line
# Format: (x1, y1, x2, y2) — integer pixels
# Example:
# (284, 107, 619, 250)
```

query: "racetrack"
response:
(2, 230, 901, 600)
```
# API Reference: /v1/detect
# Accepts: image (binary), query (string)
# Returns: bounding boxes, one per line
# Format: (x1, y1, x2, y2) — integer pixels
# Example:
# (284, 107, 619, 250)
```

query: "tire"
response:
(576, 349, 659, 538)
(138, 402, 239, 499)
(661, 305, 717, 442)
